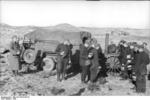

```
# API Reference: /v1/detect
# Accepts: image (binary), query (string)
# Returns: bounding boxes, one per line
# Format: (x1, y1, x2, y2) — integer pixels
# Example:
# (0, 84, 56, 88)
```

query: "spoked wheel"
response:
(106, 56, 121, 76)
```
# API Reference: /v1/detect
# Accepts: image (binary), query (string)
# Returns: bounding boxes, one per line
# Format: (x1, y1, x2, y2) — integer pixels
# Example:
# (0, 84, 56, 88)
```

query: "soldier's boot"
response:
(57, 72, 61, 82)
(88, 82, 95, 91)
(81, 73, 86, 84)
(62, 73, 65, 80)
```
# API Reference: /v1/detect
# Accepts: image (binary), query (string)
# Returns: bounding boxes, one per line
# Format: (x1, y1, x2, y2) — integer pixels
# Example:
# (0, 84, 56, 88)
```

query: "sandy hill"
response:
(0, 23, 150, 48)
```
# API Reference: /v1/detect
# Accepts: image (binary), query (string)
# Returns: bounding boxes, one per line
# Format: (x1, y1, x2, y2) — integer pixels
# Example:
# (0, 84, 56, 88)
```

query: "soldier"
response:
(88, 39, 99, 83)
(96, 43, 107, 84)
(143, 42, 150, 80)
(120, 42, 130, 80)
(55, 40, 71, 82)
(118, 40, 126, 65)
(8, 35, 21, 76)
(143, 42, 150, 56)
(79, 37, 91, 84)
(108, 41, 117, 53)
(87, 39, 100, 90)
(130, 44, 139, 90)
(126, 43, 135, 79)
(134, 45, 150, 93)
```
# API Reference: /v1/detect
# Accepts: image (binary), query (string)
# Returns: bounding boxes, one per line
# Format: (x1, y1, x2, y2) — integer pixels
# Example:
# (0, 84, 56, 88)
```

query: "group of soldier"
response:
(56, 37, 107, 90)
(55, 35, 108, 90)
(118, 40, 150, 93)
(55, 35, 150, 93)
(79, 37, 107, 88)
(9, 34, 150, 93)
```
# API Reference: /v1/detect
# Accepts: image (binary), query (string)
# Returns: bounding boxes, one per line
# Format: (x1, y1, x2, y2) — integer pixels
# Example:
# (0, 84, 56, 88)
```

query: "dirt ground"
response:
(0, 69, 150, 96)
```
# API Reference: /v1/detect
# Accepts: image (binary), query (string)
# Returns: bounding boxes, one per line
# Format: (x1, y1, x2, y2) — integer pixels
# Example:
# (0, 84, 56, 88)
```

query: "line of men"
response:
(55, 37, 150, 93)
(118, 40, 150, 93)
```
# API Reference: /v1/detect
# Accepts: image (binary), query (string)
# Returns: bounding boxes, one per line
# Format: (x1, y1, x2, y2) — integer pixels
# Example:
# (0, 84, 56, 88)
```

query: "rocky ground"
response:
(0, 50, 150, 96)
(0, 70, 150, 96)
(0, 51, 150, 96)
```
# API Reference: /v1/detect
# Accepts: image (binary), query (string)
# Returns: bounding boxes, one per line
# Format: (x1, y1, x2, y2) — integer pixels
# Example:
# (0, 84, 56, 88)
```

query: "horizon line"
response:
(1, 22, 150, 30)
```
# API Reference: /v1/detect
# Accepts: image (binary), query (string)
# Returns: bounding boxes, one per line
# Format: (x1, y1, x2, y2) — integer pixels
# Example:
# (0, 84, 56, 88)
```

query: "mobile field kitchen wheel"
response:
(106, 53, 121, 75)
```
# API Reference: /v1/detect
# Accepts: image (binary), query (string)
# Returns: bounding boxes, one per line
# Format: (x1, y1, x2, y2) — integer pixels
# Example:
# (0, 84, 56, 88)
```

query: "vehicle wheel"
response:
(106, 56, 121, 74)
(23, 49, 36, 64)
(43, 57, 55, 72)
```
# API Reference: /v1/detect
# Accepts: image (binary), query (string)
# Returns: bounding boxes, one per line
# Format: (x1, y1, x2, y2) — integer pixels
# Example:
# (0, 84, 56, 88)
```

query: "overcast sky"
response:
(0, 1, 150, 29)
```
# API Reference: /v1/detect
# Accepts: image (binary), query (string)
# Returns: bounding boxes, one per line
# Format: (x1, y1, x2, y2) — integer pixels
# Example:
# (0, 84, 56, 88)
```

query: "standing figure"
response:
(142, 42, 150, 80)
(96, 43, 107, 84)
(135, 45, 150, 93)
(118, 40, 126, 65)
(88, 39, 99, 84)
(55, 40, 70, 82)
(8, 35, 21, 76)
(120, 42, 130, 80)
(87, 39, 100, 91)
(79, 37, 91, 84)
(126, 44, 135, 79)
(131, 44, 139, 89)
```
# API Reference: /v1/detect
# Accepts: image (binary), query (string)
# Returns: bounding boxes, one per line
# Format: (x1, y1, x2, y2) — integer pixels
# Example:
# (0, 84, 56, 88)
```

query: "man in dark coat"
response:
(88, 39, 100, 84)
(79, 37, 91, 83)
(142, 42, 150, 80)
(134, 45, 150, 93)
(120, 42, 130, 80)
(126, 44, 135, 79)
(118, 41, 124, 65)
(130, 44, 139, 87)
(96, 44, 107, 84)
(55, 40, 70, 82)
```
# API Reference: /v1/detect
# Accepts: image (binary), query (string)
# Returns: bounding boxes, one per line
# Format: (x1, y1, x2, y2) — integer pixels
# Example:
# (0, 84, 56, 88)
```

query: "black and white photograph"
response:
(0, 0, 150, 98)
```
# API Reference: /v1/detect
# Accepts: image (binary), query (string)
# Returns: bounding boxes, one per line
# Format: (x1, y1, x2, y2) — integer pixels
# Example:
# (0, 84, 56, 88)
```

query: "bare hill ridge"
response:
(0, 23, 150, 47)
(1, 23, 149, 36)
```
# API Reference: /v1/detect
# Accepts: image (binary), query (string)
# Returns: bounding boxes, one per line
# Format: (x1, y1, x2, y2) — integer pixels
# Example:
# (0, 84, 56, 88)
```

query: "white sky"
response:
(0, 1, 150, 29)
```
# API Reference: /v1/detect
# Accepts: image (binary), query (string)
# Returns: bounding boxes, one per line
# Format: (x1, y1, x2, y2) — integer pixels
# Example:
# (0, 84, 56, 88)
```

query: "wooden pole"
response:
(105, 33, 109, 55)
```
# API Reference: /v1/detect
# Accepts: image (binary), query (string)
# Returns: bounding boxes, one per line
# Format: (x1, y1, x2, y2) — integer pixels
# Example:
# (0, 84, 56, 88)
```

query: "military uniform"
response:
(126, 47, 135, 79)
(79, 44, 90, 83)
(89, 47, 99, 83)
(135, 50, 150, 93)
(55, 43, 70, 81)
(97, 46, 107, 78)
(118, 43, 124, 65)
(120, 46, 130, 79)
